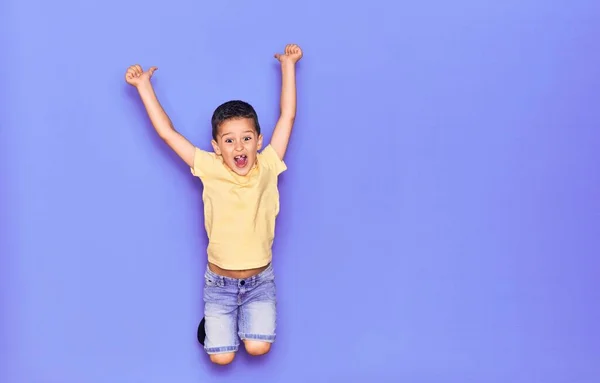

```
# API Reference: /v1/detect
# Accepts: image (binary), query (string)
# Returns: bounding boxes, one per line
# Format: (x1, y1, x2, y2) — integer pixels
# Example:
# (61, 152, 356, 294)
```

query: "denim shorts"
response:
(203, 263, 277, 354)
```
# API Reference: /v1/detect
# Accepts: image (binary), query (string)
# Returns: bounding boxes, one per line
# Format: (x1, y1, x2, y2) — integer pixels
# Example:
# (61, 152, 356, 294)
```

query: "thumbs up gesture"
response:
(125, 64, 158, 87)
(274, 44, 303, 64)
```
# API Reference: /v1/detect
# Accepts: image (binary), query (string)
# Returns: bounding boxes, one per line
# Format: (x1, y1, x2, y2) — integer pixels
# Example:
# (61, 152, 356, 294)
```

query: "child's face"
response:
(211, 118, 263, 176)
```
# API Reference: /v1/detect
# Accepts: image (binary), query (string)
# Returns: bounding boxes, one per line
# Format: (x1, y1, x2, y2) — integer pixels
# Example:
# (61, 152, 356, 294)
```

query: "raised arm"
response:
(270, 44, 303, 160)
(125, 65, 195, 168)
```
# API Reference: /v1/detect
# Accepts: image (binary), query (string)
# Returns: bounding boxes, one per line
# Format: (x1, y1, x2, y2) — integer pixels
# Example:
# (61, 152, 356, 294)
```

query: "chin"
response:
(232, 168, 250, 176)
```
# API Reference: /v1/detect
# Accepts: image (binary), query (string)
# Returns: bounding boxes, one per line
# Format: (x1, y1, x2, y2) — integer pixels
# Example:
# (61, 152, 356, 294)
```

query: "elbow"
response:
(279, 113, 295, 123)
(158, 131, 171, 142)
(158, 127, 177, 143)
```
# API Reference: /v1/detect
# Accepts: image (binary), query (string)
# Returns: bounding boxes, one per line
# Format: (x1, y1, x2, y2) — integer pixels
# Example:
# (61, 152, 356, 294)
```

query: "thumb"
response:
(148, 66, 158, 75)
(274, 53, 281, 60)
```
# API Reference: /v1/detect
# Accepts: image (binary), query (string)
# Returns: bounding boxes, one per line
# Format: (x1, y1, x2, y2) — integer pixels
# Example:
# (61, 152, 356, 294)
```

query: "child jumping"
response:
(125, 44, 302, 365)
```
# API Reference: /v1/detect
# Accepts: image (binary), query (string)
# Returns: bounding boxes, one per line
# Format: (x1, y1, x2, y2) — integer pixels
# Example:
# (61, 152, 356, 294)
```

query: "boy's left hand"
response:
(274, 44, 303, 64)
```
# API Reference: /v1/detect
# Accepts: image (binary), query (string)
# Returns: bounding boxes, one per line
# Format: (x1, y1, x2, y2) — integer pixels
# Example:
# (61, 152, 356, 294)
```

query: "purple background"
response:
(2, 0, 600, 382)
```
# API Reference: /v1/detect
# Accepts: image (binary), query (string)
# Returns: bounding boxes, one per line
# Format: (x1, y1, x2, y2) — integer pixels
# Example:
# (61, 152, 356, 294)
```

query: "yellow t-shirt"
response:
(190, 145, 287, 270)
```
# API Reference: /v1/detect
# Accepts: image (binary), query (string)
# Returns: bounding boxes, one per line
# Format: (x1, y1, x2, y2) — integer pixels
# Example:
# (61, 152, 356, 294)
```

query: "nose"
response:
(235, 142, 244, 151)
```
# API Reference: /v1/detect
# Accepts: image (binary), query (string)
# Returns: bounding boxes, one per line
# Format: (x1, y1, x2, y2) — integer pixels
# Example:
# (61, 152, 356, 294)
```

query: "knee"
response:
(209, 352, 235, 365)
(244, 340, 271, 356)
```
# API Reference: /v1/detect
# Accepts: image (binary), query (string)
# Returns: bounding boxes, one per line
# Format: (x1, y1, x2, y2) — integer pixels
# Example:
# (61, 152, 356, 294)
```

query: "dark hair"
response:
(211, 100, 260, 140)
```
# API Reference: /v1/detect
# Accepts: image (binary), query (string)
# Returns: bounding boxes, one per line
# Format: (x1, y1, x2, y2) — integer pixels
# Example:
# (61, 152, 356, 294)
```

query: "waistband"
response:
(204, 263, 274, 288)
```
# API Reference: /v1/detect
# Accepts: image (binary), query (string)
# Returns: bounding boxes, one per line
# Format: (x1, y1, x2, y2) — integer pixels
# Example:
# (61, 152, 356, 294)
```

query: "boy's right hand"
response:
(125, 64, 157, 87)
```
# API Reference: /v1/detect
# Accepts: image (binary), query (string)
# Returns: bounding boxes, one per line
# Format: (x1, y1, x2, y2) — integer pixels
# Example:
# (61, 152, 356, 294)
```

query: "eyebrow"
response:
(220, 130, 255, 138)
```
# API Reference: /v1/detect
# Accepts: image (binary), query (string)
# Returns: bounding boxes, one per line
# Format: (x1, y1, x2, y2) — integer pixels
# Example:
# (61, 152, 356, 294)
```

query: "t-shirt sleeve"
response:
(190, 147, 220, 179)
(259, 145, 287, 176)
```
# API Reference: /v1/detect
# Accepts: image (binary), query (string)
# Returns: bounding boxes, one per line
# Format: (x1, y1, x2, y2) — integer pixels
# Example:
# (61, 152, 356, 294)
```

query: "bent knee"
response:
(210, 352, 235, 365)
(244, 340, 271, 356)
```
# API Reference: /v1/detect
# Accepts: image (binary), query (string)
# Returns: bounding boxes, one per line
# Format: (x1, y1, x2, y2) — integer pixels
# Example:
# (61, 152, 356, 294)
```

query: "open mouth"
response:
(234, 154, 248, 168)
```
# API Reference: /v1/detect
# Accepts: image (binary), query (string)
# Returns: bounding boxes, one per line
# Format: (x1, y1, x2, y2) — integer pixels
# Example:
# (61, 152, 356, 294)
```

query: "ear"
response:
(257, 134, 264, 151)
(211, 139, 221, 155)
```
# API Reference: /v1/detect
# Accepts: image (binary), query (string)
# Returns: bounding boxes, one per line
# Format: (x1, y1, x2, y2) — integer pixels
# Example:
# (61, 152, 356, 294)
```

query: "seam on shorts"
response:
(238, 333, 276, 342)
(204, 345, 239, 354)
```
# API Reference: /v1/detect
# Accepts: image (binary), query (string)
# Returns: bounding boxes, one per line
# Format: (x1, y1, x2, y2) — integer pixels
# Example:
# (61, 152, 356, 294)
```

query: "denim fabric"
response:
(203, 263, 277, 354)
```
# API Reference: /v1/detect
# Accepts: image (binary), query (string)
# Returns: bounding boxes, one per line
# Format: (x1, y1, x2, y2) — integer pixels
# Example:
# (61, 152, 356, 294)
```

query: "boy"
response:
(125, 44, 302, 365)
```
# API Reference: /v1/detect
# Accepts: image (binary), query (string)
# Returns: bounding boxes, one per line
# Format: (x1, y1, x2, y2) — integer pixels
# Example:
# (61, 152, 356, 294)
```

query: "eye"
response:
(225, 139, 233, 143)
(244, 137, 252, 141)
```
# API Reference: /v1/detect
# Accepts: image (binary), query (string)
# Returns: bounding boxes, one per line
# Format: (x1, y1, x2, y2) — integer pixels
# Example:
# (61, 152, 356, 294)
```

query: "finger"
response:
(135, 64, 143, 75)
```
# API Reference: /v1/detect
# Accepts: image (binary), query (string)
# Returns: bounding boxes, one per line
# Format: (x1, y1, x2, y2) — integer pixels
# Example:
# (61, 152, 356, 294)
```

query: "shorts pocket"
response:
(204, 272, 220, 287)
